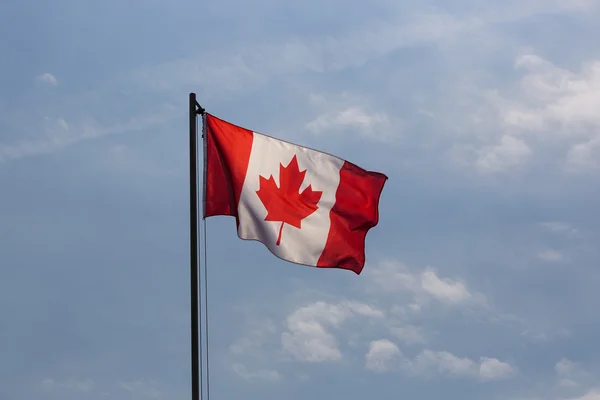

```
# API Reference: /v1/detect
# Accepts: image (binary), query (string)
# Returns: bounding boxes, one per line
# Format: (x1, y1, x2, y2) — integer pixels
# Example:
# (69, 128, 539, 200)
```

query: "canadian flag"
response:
(203, 114, 387, 275)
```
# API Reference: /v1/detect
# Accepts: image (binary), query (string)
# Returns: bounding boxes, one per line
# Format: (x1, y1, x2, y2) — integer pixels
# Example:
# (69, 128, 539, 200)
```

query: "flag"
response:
(203, 113, 387, 275)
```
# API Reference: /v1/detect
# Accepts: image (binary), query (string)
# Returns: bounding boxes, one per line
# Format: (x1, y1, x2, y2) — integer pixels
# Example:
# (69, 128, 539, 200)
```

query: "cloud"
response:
(365, 339, 403, 373)
(414, 350, 477, 377)
(555, 358, 591, 389)
(232, 364, 281, 382)
(41, 378, 94, 393)
(389, 324, 426, 345)
(365, 260, 485, 308)
(556, 359, 580, 388)
(0, 106, 180, 163)
(120, 380, 163, 398)
(413, 351, 515, 381)
(420, 268, 473, 304)
(281, 301, 384, 363)
(538, 250, 564, 262)
(568, 391, 600, 400)
(227, 258, 561, 387)
(493, 53, 600, 171)
(505, 54, 600, 133)
(126, 0, 594, 95)
(365, 260, 420, 294)
(556, 358, 578, 376)
(566, 137, 600, 171)
(447, 50, 600, 174)
(362, 324, 517, 381)
(553, 0, 599, 11)
(227, 316, 284, 383)
(306, 93, 396, 140)
(125, 10, 485, 95)
(229, 319, 278, 358)
(479, 357, 516, 381)
(37, 72, 58, 86)
(365, 342, 516, 381)
(474, 135, 532, 173)
(540, 222, 578, 236)
(306, 106, 392, 137)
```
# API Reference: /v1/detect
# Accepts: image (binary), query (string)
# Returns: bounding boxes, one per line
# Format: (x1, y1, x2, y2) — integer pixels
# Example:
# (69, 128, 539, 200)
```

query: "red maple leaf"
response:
(256, 155, 323, 246)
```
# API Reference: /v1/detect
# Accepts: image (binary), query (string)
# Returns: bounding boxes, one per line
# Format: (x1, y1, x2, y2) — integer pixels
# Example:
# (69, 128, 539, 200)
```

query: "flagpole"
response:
(189, 92, 204, 400)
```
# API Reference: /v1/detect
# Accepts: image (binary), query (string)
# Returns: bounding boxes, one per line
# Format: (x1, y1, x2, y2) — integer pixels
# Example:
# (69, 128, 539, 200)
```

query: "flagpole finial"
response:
(189, 92, 205, 115)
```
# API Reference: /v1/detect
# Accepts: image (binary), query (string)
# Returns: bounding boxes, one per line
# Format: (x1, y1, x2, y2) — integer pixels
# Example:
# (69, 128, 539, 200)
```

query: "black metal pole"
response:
(189, 92, 200, 400)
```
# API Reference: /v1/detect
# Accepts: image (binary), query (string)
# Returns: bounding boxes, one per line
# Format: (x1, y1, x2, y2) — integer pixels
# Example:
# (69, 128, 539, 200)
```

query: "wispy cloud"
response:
(120, 380, 163, 399)
(0, 106, 181, 163)
(41, 377, 94, 393)
(566, 390, 600, 400)
(124, 11, 485, 95)
(281, 301, 384, 363)
(232, 363, 282, 382)
(540, 222, 579, 236)
(364, 260, 487, 308)
(555, 358, 593, 389)
(36, 72, 58, 86)
(538, 250, 564, 262)
(305, 93, 397, 141)
(474, 135, 532, 173)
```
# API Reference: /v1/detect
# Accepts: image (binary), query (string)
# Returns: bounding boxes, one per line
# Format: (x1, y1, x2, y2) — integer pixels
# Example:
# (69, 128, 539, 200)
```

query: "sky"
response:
(1, 0, 600, 399)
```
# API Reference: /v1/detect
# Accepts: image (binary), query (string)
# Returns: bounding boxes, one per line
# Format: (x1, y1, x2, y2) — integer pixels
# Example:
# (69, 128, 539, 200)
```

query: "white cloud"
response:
(366, 260, 485, 308)
(389, 325, 426, 345)
(553, 0, 598, 11)
(566, 137, 600, 171)
(556, 358, 578, 376)
(540, 222, 578, 236)
(306, 94, 395, 140)
(411, 351, 515, 381)
(42, 378, 94, 393)
(414, 350, 477, 377)
(474, 135, 532, 173)
(281, 301, 384, 363)
(126, 11, 485, 94)
(307, 106, 392, 137)
(365, 260, 420, 294)
(449, 51, 600, 174)
(281, 321, 341, 363)
(365, 339, 404, 372)
(538, 250, 564, 262)
(479, 357, 515, 381)
(568, 390, 600, 400)
(493, 53, 600, 171)
(232, 363, 281, 382)
(228, 317, 284, 381)
(420, 268, 472, 304)
(364, 342, 517, 381)
(261, 263, 479, 370)
(0, 106, 180, 163)
(37, 72, 57, 86)
(505, 55, 600, 132)
(229, 318, 278, 358)
(120, 380, 162, 398)
(126, 0, 594, 96)
(555, 358, 590, 388)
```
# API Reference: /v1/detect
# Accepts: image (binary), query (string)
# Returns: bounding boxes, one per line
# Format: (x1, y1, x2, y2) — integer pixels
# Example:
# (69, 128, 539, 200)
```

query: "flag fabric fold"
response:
(203, 113, 387, 275)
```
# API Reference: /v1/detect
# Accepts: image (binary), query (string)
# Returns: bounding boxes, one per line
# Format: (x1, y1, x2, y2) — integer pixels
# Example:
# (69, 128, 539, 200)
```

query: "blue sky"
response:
(1, 0, 600, 399)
